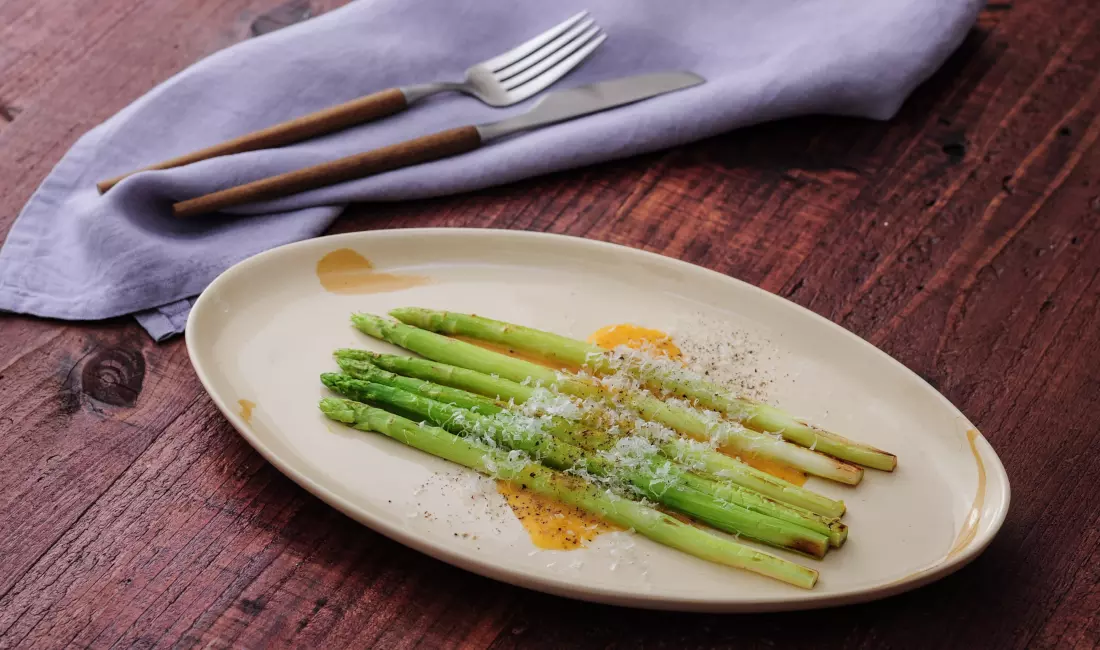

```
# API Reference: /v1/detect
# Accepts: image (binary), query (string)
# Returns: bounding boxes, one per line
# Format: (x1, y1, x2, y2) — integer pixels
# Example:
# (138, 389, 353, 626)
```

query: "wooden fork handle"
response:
(97, 88, 410, 194)
(171, 125, 482, 218)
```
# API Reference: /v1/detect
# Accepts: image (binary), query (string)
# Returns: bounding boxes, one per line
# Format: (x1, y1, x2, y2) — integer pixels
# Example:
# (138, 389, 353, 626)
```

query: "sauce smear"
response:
(948, 429, 987, 558)
(316, 249, 428, 295)
(588, 324, 682, 360)
(238, 399, 256, 425)
(496, 480, 619, 550)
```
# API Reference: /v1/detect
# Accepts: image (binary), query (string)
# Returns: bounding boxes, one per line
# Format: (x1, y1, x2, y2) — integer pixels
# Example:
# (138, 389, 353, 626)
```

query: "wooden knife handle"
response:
(171, 125, 482, 218)
(97, 88, 409, 193)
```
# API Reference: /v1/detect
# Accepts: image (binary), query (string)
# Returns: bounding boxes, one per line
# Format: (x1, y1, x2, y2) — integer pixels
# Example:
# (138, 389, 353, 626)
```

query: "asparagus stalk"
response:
(339, 349, 847, 518)
(630, 394, 864, 485)
(660, 436, 845, 518)
(351, 313, 863, 485)
(329, 363, 847, 546)
(339, 349, 535, 403)
(389, 308, 896, 472)
(323, 376, 831, 558)
(320, 398, 818, 589)
(335, 357, 500, 414)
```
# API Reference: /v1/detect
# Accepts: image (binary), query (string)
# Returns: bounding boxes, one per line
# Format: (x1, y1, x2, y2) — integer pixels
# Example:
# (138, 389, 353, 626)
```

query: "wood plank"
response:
(0, 0, 1098, 647)
(0, 326, 202, 602)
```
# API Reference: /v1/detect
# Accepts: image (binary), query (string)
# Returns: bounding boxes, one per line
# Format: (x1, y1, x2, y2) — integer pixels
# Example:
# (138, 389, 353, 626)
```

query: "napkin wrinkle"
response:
(0, 0, 983, 338)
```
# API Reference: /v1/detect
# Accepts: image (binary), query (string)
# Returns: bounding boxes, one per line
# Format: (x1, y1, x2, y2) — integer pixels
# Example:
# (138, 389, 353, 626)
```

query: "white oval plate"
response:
(186, 228, 1010, 612)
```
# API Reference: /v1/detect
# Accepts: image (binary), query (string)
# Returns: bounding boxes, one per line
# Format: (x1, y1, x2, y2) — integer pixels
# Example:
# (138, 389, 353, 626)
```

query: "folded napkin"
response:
(0, 0, 982, 340)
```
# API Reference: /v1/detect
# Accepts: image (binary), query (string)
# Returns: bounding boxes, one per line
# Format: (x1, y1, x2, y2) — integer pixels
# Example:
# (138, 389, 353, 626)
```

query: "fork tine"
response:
(503, 28, 605, 96)
(503, 32, 607, 102)
(479, 11, 589, 72)
(494, 18, 595, 82)
(502, 32, 606, 103)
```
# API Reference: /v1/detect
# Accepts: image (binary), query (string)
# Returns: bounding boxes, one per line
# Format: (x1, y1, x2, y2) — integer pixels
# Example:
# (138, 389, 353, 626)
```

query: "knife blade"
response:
(477, 71, 705, 142)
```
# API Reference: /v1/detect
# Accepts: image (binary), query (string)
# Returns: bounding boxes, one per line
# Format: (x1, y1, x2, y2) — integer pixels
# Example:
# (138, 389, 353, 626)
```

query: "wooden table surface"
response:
(2, 0, 1098, 647)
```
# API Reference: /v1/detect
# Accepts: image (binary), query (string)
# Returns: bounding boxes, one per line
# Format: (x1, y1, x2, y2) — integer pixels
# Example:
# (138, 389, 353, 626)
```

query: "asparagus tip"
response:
(350, 312, 390, 338)
(388, 306, 420, 319)
(318, 397, 355, 423)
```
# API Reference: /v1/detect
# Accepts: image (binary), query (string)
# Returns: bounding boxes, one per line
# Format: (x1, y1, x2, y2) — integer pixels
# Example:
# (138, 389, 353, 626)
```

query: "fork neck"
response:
(399, 82, 467, 104)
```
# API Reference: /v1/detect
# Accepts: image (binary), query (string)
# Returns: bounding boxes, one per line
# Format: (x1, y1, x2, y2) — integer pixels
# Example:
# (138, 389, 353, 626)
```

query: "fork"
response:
(96, 11, 605, 193)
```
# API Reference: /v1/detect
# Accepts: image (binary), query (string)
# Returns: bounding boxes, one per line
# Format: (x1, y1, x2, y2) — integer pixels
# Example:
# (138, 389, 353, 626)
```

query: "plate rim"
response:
(185, 227, 1011, 613)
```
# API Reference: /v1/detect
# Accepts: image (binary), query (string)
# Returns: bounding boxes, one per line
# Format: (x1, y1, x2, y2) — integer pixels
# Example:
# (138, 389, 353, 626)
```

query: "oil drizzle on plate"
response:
(238, 399, 256, 425)
(316, 248, 429, 295)
(948, 429, 987, 558)
(496, 480, 619, 550)
(885, 429, 990, 587)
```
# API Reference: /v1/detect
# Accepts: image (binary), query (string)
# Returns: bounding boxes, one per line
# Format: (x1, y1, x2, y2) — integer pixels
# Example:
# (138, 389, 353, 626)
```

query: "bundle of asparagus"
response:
(387, 308, 897, 473)
(318, 309, 898, 589)
(322, 398, 819, 589)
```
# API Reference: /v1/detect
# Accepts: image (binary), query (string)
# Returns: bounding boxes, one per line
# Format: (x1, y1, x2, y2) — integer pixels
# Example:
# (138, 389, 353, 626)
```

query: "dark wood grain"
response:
(1, 0, 1099, 648)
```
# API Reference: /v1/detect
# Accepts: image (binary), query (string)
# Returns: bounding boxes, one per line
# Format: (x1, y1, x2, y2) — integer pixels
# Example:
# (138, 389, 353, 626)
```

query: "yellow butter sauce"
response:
(238, 399, 256, 425)
(587, 324, 682, 360)
(315, 248, 428, 295)
(948, 429, 987, 558)
(496, 480, 620, 550)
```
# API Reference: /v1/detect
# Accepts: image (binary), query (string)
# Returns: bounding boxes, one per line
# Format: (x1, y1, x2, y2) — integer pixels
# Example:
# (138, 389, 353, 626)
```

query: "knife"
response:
(172, 71, 705, 218)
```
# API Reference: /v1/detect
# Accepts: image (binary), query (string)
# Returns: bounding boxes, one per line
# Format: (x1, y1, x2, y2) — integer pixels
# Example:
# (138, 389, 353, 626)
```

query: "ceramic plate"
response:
(186, 228, 1010, 612)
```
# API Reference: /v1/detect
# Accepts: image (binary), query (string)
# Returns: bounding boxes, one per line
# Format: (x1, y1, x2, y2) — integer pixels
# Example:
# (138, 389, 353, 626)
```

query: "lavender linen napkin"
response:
(0, 0, 982, 340)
